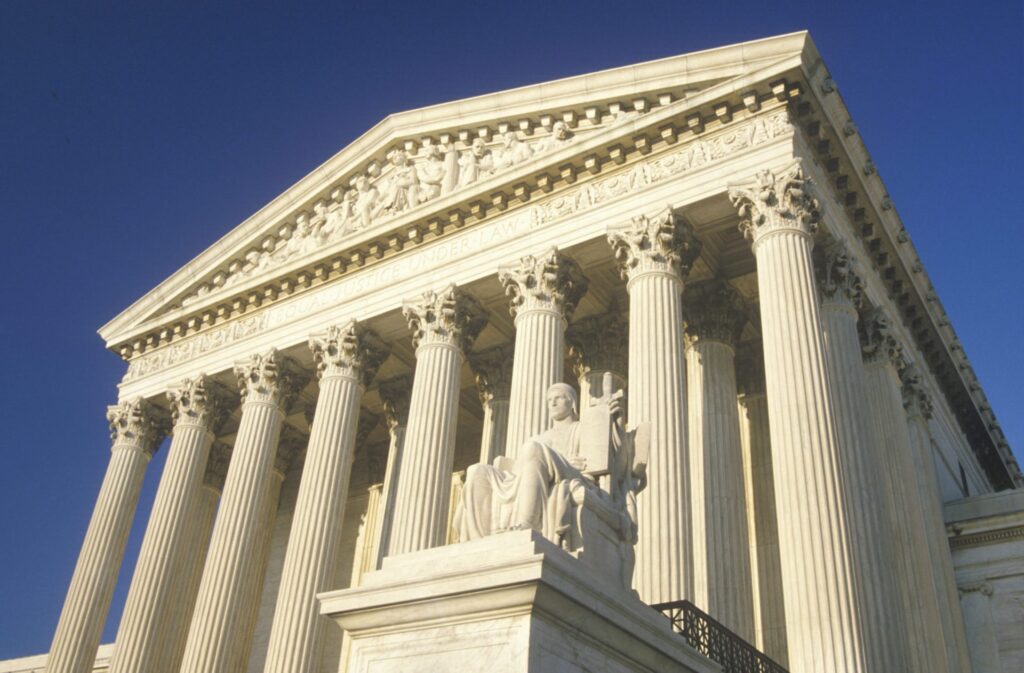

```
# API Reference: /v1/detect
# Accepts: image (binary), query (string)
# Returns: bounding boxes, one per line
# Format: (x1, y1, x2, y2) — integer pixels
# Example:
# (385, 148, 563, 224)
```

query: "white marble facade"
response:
(6, 31, 1020, 673)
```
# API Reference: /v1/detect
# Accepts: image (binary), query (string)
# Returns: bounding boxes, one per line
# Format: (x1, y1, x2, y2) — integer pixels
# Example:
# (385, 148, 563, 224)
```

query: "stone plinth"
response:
(319, 531, 716, 673)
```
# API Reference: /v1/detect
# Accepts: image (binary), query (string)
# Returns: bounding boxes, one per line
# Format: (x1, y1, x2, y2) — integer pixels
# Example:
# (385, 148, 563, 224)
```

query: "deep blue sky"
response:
(1, 0, 1021, 660)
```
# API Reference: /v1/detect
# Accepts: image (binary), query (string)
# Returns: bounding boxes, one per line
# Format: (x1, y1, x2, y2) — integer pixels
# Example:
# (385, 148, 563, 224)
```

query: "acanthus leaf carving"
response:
(682, 280, 747, 347)
(402, 284, 488, 352)
(234, 348, 306, 410)
(106, 398, 168, 455)
(378, 374, 413, 432)
(858, 306, 903, 368)
(566, 302, 628, 380)
(607, 207, 701, 281)
(468, 344, 515, 406)
(308, 320, 390, 387)
(166, 375, 232, 433)
(498, 248, 589, 320)
(900, 363, 934, 420)
(814, 238, 863, 307)
(728, 161, 820, 245)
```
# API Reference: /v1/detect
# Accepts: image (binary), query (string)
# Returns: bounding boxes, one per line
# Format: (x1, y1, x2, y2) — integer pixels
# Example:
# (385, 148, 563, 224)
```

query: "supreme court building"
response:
(4, 31, 1023, 673)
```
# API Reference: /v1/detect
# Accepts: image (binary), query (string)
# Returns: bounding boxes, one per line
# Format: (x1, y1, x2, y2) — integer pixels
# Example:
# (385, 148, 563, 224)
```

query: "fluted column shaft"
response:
(684, 281, 753, 639)
(388, 341, 462, 553)
(730, 165, 864, 673)
(737, 387, 788, 665)
(903, 369, 972, 673)
(470, 345, 513, 466)
(371, 376, 411, 569)
(500, 248, 587, 460)
(264, 322, 387, 673)
(958, 582, 1001, 673)
(388, 285, 486, 555)
(110, 378, 227, 673)
(46, 400, 163, 673)
(166, 471, 221, 673)
(609, 208, 700, 605)
(480, 399, 510, 465)
(862, 357, 947, 673)
(816, 245, 908, 673)
(180, 350, 299, 673)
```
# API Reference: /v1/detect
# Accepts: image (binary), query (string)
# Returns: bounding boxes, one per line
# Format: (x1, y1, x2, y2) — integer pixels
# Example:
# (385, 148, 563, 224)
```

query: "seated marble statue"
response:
(456, 377, 647, 588)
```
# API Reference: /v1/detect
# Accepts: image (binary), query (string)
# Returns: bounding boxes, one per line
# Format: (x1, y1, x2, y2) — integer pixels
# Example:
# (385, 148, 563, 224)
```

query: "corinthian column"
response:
(859, 311, 948, 673)
(46, 399, 166, 673)
(180, 349, 304, 673)
(566, 302, 628, 410)
(608, 207, 700, 605)
(736, 346, 788, 665)
(815, 241, 908, 673)
(469, 344, 513, 465)
(499, 248, 587, 460)
(683, 280, 754, 640)
(372, 375, 412, 567)
(165, 442, 229, 673)
(109, 377, 230, 673)
(388, 285, 487, 555)
(263, 322, 388, 673)
(902, 364, 972, 673)
(729, 164, 864, 673)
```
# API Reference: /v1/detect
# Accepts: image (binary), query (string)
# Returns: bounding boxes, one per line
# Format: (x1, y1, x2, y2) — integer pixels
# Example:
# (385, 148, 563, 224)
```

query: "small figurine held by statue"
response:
(456, 374, 648, 589)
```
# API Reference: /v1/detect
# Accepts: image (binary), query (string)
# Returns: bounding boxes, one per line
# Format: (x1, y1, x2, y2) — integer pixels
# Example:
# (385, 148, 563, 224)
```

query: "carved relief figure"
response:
(379, 149, 421, 215)
(535, 120, 573, 155)
(416, 143, 447, 201)
(495, 131, 533, 169)
(456, 377, 647, 587)
(353, 175, 379, 230)
(457, 137, 494, 188)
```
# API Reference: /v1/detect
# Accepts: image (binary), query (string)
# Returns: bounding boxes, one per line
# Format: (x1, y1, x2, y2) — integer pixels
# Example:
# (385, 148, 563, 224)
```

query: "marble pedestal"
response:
(318, 530, 715, 673)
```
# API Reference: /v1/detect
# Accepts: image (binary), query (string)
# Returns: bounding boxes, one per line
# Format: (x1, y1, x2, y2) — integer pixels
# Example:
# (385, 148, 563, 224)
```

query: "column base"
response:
(318, 530, 715, 673)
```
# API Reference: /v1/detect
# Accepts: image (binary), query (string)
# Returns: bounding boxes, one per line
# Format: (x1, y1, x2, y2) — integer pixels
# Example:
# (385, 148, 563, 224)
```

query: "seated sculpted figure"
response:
(456, 378, 647, 588)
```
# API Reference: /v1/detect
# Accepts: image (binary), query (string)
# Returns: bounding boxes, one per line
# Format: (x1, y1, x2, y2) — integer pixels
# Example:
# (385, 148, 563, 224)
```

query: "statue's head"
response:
(546, 382, 578, 422)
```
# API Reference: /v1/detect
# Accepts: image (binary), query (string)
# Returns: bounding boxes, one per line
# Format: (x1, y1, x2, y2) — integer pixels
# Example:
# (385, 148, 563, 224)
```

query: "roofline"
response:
(98, 30, 812, 340)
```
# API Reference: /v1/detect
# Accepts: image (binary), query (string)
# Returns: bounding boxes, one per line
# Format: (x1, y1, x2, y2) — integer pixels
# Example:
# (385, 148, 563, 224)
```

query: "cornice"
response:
(99, 37, 811, 349)
(791, 56, 1020, 489)
(118, 98, 797, 384)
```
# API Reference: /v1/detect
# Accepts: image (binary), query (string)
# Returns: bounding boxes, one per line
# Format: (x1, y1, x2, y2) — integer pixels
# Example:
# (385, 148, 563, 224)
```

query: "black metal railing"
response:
(652, 600, 788, 673)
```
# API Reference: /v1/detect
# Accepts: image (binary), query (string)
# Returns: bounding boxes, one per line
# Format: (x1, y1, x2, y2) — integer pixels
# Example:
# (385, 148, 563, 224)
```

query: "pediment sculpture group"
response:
(455, 375, 649, 589)
(184, 123, 577, 306)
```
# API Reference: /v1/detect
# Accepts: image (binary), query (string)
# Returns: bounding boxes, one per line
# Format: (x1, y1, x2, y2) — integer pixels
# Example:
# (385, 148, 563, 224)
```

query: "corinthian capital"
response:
(682, 280, 747, 347)
(814, 238, 863, 307)
(729, 162, 820, 245)
(469, 344, 514, 406)
(234, 349, 305, 410)
(858, 307, 903, 368)
(900, 363, 934, 420)
(378, 374, 413, 431)
(106, 398, 168, 455)
(167, 375, 232, 433)
(309, 320, 391, 386)
(566, 304, 628, 380)
(607, 207, 701, 282)
(402, 284, 488, 352)
(498, 248, 589, 320)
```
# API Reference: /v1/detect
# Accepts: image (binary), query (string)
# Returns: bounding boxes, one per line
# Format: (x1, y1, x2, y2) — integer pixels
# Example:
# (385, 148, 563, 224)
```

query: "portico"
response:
(31, 31, 1019, 673)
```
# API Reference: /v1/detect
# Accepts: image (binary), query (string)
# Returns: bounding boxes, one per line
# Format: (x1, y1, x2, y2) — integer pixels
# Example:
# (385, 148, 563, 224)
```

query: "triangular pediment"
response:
(100, 31, 815, 349)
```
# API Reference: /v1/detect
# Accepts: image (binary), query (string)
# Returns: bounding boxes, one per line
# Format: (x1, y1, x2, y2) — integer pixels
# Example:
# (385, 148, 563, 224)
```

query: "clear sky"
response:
(1, 0, 1021, 660)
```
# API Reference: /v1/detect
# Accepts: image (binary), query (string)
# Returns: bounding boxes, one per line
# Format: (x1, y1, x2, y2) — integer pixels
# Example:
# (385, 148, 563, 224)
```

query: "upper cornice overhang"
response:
(97, 30, 1019, 490)
(99, 31, 810, 345)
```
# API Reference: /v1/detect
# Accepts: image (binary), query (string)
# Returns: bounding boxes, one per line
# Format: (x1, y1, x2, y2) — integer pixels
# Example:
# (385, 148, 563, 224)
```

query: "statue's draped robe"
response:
(458, 422, 586, 545)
